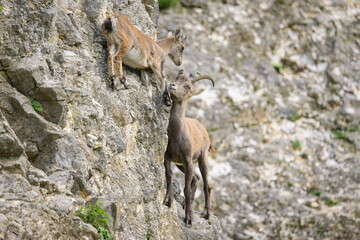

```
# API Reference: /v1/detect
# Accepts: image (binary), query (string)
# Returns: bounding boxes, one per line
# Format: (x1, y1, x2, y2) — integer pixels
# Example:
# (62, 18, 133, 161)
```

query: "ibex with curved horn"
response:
(163, 70, 215, 225)
(101, 14, 187, 105)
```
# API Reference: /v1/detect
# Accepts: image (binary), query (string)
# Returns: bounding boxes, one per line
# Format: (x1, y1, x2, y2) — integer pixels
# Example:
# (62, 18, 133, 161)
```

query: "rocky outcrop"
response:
(159, 0, 360, 239)
(0, 0, 220, 239)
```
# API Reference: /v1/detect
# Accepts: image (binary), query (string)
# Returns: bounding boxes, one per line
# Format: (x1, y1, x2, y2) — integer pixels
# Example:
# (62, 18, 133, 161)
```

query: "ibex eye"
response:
(184, 85, 190, 89)
(180, 46, 184, 52)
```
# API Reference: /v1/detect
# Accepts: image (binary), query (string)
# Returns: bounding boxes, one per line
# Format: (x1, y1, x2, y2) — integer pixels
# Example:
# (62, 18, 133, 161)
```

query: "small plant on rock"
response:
(75, 201, 113, 240)
(146, 229, 153, 240)
(331, 130, 350, 142)
(290, 140, 301, 151)
(312, 190, 321, 197)
(325, 199, 338, 207)
(288, 112, 300, 122)
(30, 98, 42, 112)
(272, 63, 284, 73)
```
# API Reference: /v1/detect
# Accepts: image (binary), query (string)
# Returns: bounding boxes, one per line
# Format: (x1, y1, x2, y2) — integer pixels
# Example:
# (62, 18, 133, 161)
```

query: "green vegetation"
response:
(30, 98, 42, 112)
(331, 130, 350, 142)
(207, 127, 218, 139)
(146, 229, 153, 239)
(272, 63, 284, 72)
(235, 57, 243, 63)
(290, 140, 301, 151)
(325, 199, 338, 207)
(241, 122, 260, 128)
(305, 201, 311, 207)
(225, 200, 233, 206)
(330, 87, 337, 94)
(312, 190, 321, 197)
(273, 58, 304, 73)
(319, 5, 325, 11)
(330, 126, 357, 142)
(223, 96, 239, 112)
(75, 201, 113, 240)
(287, 181, 293, 187)
(159, 0, 179, 9)
(253, 84, 259, 92)
(317, 227, 324, 233)
(206, 127, 218, 133)
(288, 112, 300, 122)
(348, 125, 358, 132)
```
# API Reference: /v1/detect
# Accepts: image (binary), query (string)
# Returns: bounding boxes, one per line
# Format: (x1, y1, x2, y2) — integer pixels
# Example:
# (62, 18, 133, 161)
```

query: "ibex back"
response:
(101, 14, 187, 105)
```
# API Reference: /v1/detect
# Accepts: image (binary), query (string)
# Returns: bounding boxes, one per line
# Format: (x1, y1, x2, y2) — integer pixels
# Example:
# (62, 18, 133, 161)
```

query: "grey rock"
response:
(176, 201, 221, 240)
(83, 0, 103, 21)
(0, 110, 24, 158)
(55, 9, 83, 47)
(7, 55, 51, 96)
(0, 213, 8, 239)
(72, 217, 98, 239)
(33, 134, 87, 174)
(0, 155, 30, 177)
(0, 82, 64, 160)
(33, 85, 68, 126)
(27, 167, 57, 193)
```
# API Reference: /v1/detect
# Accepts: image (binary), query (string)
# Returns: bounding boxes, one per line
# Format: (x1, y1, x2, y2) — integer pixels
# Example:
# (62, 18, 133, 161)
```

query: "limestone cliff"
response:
(0, 0, 221, 239)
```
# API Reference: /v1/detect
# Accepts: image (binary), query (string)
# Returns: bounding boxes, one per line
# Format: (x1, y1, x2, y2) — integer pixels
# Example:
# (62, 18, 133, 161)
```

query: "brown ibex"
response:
(101, 14, 187, 105)
(163, 70, 215, 225)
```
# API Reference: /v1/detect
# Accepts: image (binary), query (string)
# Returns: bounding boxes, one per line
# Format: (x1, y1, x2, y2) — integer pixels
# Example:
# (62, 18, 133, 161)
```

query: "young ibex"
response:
(101, 14, 187, 105)
(163, 70, 215, 225)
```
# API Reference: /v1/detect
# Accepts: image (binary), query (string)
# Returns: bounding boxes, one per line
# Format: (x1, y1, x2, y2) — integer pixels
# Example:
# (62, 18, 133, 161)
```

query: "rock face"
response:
(0, 0, 220, 239)
(159, 0, 360, 239)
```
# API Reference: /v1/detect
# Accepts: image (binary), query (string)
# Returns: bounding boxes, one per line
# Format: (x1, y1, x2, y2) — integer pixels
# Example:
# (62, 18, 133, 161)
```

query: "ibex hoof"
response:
(163, 91, 170, 99)
(163, 199, 172, 207)
(184, 215, 193, 225)
(181, 200, 186, 209)
(109, 75, 116, 90)
(163, 93, 172, 106)
(200, 209, 210, 220)
(163, 194, 173, 207)
(120, 76, 129, 89)
(165, 99, 172, 106)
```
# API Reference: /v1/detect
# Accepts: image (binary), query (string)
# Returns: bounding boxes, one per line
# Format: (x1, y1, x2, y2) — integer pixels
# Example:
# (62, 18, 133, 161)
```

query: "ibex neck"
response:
(157, 36, 175, 55)
(168, 101, 188, 136)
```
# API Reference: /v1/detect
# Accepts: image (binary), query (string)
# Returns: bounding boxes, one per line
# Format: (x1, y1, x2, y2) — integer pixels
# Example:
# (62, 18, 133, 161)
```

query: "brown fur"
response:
(163, 70, 214, 225)
(101, 14, 187, 105)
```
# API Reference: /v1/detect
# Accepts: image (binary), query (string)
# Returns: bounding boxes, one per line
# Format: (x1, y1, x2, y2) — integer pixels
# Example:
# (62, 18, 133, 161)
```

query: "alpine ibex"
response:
(101, 14, 187, 105)
(163, 70, 215, 225)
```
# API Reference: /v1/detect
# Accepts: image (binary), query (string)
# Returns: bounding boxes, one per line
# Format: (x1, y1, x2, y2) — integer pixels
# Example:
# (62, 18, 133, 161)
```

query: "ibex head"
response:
(168, 70, 214, 103)
(168, 27, 187, 66)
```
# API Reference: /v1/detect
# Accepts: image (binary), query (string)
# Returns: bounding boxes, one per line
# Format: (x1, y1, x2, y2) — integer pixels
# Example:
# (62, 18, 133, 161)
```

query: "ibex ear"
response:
(192, 88, 205, 96)
(174, 27, 181, 41)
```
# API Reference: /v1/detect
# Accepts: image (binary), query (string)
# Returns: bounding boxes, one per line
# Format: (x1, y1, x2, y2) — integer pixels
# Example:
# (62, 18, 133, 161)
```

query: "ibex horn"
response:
(191, 72, 215, 87)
